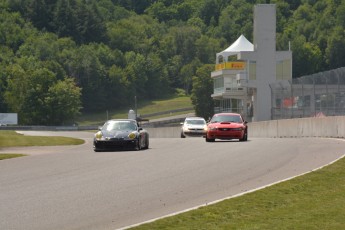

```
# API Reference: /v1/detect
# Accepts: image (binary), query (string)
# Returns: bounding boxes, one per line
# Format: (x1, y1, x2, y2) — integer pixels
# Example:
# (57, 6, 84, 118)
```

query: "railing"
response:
(270, 67, 345, 119)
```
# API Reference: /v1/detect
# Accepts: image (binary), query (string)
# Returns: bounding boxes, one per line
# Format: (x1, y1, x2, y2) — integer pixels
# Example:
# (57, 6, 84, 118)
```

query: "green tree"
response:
(0, 9, 34, 51)
(216, 1, 253, 43)
(325, 27, 345, 69)
(53, 0, 78, 39)
(45, 78, 82, 125)
(26, 0, 53, 31)
(4, 61, 52, 124)
(23, 68, 59, 125)
(291, 35, 322, 77)
(113, 0, 154, 14)
(195, 35, 222, 64)
(199, 0, 220, 26)
(144, 52, 171, 98)
(191, 64, 214, 120)
(4, 62, 32, 120)
(145, 2, 177, 22)
(172, 25, 201, 63)
(0, 46, 14, 111)
(17, 32, 60, 61)
(165, 55, 183, 89)
(69, 44, 108, 112)
(336, 1, 345, 27)
(55, 37, 78, 76)
(3, 0, 345, 121)
(176, 2, 195, 21)
(180, 58, 202, 95)
(124, 51, 148, 98)
(107, 64, 131, 107)
(107, 15, 162, 54)
(5, 59, 82, 125)
(74, 1, 107, 44)
(187, 17, 207, 33)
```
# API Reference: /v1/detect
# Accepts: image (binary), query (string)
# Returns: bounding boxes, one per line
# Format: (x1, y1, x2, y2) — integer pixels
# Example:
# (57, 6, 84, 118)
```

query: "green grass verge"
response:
(132, 156, 345, 230)
(76, 96, 193, 126)
(0, 131, 84, 147)
(0, 154, 27, 160)
(0, 130, 84, 159)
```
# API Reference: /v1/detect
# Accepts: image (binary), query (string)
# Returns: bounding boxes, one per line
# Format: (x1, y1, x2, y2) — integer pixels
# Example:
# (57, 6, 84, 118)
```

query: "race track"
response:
(1, 131, 344, 230)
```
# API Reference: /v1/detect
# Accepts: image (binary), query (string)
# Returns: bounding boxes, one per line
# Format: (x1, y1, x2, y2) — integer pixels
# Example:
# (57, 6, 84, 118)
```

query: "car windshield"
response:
(210, 115, 242, 123)
(104, 121, 137, 131)
(186, 119, 206, 125)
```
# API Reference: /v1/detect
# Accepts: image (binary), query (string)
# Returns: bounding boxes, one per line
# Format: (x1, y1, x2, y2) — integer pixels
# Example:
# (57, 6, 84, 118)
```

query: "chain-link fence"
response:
(271, 67, 345, 120)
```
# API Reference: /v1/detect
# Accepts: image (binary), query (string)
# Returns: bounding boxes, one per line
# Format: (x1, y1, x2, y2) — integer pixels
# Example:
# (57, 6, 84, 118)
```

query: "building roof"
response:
(216, 35, 254, 63)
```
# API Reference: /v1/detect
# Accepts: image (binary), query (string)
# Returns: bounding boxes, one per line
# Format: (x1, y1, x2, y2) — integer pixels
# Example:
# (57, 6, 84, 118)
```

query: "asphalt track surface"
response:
(1, 131, 345, 230)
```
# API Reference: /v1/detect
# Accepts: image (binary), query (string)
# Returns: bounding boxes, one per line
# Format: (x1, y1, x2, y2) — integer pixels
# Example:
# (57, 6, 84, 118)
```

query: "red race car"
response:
(205, 113, 248, 142)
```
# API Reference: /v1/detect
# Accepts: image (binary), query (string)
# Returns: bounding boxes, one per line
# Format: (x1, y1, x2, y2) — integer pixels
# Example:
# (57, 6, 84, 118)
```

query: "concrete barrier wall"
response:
(146, 127, 182, 138)
(146, 116, 345, 138)
(248, 116, 345, 138)
(1, 116, 344, 139)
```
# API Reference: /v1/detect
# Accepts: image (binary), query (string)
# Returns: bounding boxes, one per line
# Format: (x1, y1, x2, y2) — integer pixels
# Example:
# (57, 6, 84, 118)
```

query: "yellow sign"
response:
(215, 62, 245, 71)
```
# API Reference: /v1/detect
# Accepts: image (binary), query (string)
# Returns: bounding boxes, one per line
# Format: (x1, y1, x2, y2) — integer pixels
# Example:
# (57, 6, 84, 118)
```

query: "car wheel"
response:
(181, 132, 186, 138)
(144, 136, 149, 149)
(205, 135, 215, 142)
(135, 139, 141, 151)
(93, 147, 101, 152)
(240, 132, 248, 142)
(244, 132, 248, 141)
(93, 143, 100, 152)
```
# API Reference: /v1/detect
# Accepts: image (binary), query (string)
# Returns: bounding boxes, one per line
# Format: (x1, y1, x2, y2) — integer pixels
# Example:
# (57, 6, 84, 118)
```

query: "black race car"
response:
(93, 119, 149, 152)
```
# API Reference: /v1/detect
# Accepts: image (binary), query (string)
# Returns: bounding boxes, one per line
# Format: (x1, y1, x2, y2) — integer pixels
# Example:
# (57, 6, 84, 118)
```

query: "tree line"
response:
(0, 0, 344, 124)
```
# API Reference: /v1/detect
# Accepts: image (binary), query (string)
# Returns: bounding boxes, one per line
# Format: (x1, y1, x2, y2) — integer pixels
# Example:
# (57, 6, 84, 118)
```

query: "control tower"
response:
(211, 4, 292, 121)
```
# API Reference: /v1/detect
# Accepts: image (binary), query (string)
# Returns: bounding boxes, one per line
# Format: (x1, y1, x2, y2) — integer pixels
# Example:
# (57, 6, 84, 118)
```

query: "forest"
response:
(0, 0, 345, 125)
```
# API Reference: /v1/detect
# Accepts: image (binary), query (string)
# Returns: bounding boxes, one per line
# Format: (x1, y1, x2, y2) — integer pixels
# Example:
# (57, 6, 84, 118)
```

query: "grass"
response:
(131, 156, 345, 230)
(0, 131, 84, 159)
(0, 154, 27, 160)
(0, 131, 84, 147)
(0, 95, 192, 158)
(76, 96, 193, 126)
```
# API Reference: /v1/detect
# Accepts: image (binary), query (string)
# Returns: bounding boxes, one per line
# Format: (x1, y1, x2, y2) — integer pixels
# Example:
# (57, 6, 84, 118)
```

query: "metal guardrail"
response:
(0, 113, 195, 131)
(2, 116, 345, 139)
(139, 107, 193, 118)
(0, 125, 97, 131)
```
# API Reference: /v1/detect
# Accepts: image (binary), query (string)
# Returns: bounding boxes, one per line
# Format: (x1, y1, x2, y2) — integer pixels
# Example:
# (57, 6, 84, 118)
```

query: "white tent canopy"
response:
(216, 34, 254, 64)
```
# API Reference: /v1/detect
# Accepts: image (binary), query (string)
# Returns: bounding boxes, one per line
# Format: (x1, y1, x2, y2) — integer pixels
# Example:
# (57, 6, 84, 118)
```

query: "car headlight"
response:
(95, 131, 103, 140)
(208, 127, 217, 131)
(128, 132, 136, 139)
(232, 128, 244, 131)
